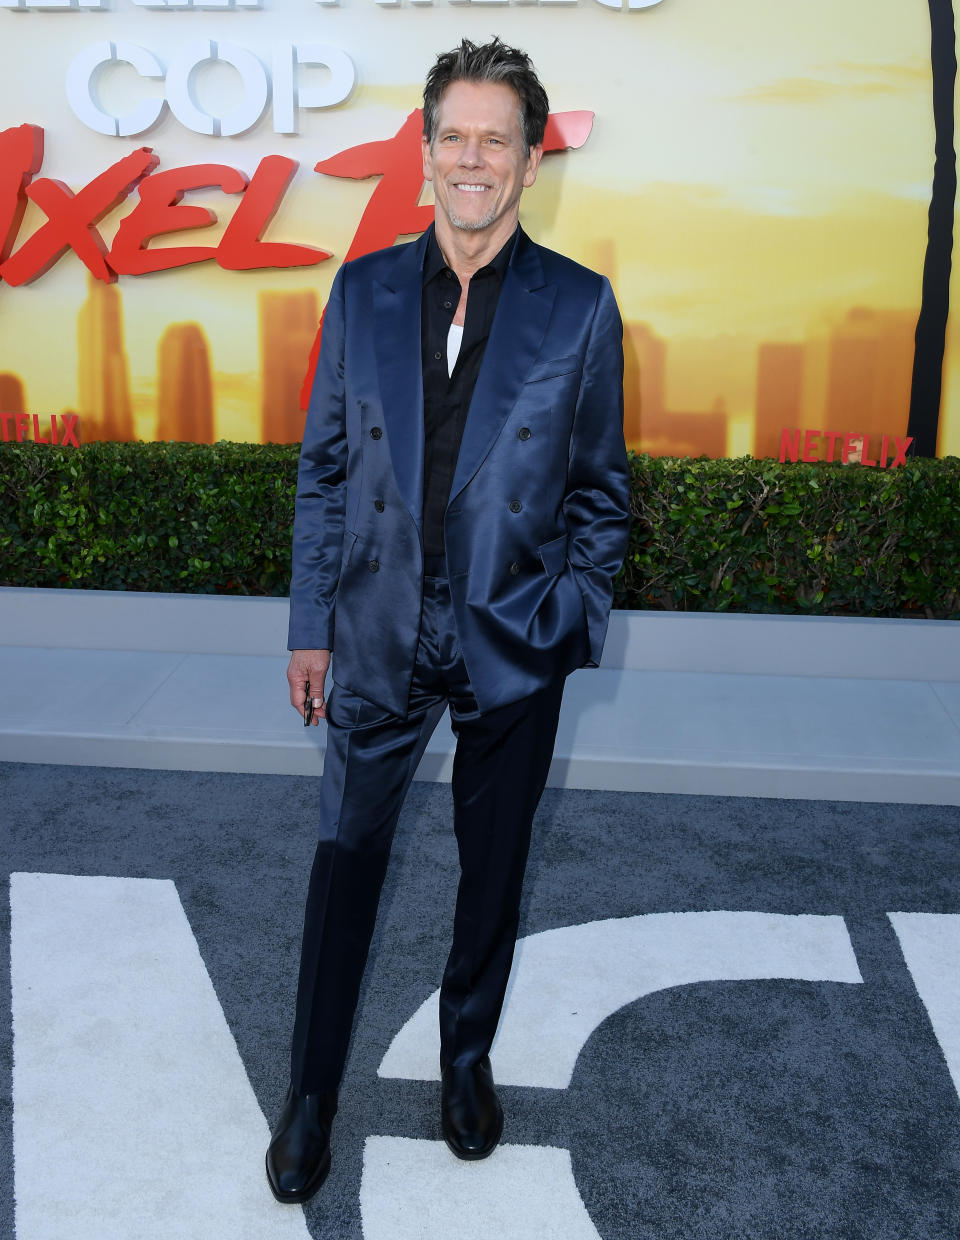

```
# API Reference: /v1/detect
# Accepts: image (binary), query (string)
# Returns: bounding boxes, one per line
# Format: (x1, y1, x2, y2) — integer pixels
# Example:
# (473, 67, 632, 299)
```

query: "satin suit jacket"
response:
(288, 226, 630, 719)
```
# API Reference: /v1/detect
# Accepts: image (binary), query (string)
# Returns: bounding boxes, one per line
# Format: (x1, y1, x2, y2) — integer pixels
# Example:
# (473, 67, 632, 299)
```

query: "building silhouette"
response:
(0, 372, 26, 412)
(652, 401, 728, 459)
(259, 290, 319, 443)
(77, 273, 135, 441)
(754, 343, 805, 458)
(581, 237, 618, 288)
(824, 308, 914, 448)
(623, 320, 727, 457)
(755, 309, 917, 461)
(156, 322, 214, 442)
(623, 322, 665, 451)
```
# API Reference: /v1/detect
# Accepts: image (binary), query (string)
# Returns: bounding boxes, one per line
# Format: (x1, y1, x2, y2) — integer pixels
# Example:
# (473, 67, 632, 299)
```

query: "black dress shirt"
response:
(421, 225, 517, 572)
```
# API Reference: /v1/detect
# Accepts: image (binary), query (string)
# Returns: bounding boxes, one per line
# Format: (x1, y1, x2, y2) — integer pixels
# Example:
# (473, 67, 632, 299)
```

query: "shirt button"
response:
(518, 427, 532, 441)
(509, 500, 522, 513)
(368, 559, 380, 573)
(509, 561, 521, 576)
(434, 351, 442, 360)
(370, 426, 382, 440)
(374, 499, 385, 513)
(445, 270, 454, 280)
(443, 301, 452, 310)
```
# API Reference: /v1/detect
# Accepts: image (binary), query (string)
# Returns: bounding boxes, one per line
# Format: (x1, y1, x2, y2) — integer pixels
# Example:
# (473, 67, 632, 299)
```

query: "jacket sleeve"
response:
(287, 266, 348, 652)
(564, 276, 631, 667)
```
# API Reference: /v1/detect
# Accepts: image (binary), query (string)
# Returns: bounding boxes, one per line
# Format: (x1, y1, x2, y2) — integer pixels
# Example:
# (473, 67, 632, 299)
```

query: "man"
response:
(267, 37, 630, 1205)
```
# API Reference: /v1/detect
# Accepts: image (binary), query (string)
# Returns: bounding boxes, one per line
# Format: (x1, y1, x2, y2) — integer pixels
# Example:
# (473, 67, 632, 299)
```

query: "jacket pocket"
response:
(524, 356, 579, 384)
(537, 532, 568, 577)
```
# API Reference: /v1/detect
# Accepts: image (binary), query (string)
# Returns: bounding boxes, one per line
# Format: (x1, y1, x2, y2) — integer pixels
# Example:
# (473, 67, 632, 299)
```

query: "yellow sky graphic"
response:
(0, 0, 947, 451)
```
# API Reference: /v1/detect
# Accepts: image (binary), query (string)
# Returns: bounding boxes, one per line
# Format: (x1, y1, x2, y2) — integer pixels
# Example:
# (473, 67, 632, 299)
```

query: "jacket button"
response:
(509, 500, 522, 513)
(509, 561, 521, 576)
(518, 427, 531, 441)
(370, 427, 383, 440)
(368, 559, 380, 573)
(374, 499, 385, 513)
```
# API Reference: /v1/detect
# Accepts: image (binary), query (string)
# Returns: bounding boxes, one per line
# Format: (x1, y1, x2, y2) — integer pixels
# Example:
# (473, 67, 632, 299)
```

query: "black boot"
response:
(265, 1085, 338, 1204)
(440, 1056, 503, 1160)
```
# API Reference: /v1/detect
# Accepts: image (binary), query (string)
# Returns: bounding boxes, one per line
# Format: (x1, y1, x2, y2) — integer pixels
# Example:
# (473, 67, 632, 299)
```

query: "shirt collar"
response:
(422, 223, 519, 286)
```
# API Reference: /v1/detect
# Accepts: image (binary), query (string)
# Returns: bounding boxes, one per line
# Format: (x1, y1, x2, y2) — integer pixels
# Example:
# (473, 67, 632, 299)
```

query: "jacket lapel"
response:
(449, 230, 555, 503)
(374, 232, 429, 527)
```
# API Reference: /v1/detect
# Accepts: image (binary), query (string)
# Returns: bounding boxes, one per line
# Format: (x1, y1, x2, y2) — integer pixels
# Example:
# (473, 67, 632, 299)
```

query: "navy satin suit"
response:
(287, 226, 630, 1093)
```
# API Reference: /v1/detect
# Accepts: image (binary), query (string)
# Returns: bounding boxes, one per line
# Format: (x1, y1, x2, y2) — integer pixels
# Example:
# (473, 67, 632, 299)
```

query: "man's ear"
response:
(422, 135, 434, 183)
(523, 144, 544, 189)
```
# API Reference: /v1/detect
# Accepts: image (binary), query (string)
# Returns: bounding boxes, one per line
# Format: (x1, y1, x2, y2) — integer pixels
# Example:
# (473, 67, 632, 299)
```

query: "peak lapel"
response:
(374, 233, 429, 527)
(449, 233, 555, 504)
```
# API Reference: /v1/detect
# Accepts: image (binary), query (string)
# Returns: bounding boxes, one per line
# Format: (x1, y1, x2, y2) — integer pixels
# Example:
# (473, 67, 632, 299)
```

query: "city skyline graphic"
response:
(0, 0, 950, 457)
(0, 262, 920, 460)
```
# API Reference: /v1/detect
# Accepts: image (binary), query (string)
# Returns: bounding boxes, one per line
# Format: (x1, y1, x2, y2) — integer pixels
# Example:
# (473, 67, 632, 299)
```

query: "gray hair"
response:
(422, 37, 550, 155)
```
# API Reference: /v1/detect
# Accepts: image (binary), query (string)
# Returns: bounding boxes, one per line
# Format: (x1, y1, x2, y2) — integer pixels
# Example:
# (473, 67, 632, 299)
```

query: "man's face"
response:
(422, 80, 543, 237)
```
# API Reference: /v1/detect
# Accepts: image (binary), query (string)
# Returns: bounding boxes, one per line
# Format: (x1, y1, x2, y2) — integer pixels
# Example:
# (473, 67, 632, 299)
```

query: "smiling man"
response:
(267, 38, 630, 1205)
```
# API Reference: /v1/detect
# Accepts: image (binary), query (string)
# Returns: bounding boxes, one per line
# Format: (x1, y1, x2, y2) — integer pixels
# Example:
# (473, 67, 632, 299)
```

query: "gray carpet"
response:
(2, 761, 960, 1239)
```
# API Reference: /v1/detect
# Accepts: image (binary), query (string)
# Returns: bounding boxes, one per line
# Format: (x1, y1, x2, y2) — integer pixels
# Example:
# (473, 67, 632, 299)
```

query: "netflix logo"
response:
(1, 413, 81, 446)
(779, 428, 913, 468)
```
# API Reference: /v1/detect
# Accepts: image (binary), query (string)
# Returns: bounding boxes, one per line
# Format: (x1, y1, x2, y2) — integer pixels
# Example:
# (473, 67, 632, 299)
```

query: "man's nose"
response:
(458, 138, 484, 167)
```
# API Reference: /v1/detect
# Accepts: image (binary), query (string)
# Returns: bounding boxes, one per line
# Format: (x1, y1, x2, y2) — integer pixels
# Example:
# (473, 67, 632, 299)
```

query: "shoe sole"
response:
(265, 1150, 331, 1205)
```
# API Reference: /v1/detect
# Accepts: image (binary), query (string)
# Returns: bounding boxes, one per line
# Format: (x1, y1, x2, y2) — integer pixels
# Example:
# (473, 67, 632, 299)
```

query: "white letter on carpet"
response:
(889, 912, 960, 1101)
(378, 911, 864, 1087)
(10, 872, 310, 1240)
(360, 1139, 601, 1240)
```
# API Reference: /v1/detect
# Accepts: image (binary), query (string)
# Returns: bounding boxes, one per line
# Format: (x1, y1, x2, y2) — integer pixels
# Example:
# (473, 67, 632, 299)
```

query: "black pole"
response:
(908, 0, 957, 457)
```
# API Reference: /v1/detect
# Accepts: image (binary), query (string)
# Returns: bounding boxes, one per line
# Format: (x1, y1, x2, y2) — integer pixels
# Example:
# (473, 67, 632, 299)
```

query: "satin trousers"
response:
(290, 574, 566, 1094)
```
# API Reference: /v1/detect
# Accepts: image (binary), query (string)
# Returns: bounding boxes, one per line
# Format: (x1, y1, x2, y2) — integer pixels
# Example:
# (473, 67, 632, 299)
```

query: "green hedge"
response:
(618, 454, 960, 618)
(0, 442, 297, 595)
(1, 442, 958, 618)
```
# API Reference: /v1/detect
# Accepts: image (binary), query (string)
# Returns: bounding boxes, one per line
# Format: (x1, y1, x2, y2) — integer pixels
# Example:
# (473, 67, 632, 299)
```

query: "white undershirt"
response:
(447, 322, 464, 377)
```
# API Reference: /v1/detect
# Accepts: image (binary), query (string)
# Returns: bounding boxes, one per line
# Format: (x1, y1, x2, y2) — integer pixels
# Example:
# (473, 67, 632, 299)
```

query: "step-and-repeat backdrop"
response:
(0, 0, 954, 461)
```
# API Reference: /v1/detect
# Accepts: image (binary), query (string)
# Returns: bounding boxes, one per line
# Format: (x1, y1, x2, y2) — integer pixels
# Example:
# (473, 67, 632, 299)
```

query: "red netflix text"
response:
(1, 413, 80, 446)
(779, 428, 913, 468)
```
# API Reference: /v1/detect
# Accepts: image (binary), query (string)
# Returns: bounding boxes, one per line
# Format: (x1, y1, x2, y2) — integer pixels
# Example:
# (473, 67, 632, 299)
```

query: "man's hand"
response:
(288, 649, 332, 724)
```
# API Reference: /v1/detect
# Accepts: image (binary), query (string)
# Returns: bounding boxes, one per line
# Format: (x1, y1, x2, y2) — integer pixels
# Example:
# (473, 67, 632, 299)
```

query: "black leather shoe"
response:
(441, 1056, 503, 1160)
(265, 1085, 338, 1204)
